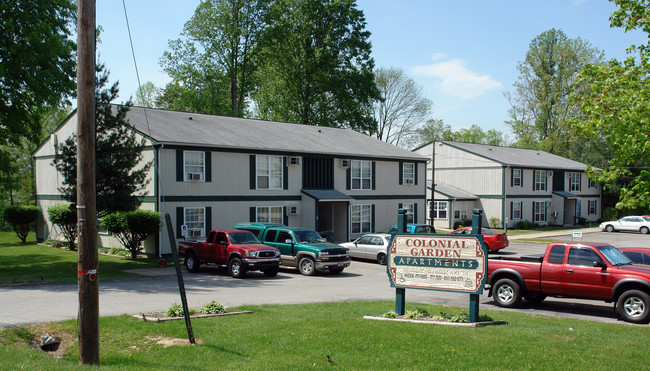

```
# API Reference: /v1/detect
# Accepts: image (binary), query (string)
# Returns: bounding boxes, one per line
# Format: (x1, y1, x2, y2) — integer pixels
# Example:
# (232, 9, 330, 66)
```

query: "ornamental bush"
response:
(47, 204, 77, 250)
(101, 210, 161, 259)
(3, 205, 39, 243)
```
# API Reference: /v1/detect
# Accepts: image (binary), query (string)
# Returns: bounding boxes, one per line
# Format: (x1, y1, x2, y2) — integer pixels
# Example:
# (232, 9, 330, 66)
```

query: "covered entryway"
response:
(302, 189, 352, 243)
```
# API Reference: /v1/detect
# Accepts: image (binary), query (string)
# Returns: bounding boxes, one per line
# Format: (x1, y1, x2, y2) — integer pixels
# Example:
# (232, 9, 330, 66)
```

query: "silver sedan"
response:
(339, 233, 391, 265)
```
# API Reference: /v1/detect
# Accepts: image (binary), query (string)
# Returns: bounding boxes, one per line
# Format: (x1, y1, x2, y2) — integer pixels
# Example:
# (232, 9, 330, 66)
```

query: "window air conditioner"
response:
(191, 230, 202, 237)
(548, 171, 553, 177)
(339, 159, 350, 168)
(288, 156, 300, 166)
(288, 206, 299, 215)
(546, 201, 552, 207)
(188, 173, 202, 181)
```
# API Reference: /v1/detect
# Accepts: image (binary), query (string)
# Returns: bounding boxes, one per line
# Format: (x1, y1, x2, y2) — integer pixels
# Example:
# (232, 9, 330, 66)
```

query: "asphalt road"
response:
(1, 230, 648, 328)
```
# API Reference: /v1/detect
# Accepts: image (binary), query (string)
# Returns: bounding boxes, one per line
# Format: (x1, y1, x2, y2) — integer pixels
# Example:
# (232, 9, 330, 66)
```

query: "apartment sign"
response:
(387, 235, 487, 294)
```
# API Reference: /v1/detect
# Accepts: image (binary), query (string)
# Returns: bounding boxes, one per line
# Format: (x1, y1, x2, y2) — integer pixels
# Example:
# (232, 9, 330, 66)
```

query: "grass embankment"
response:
(1, 301, 648, 369)
(0, 231, 158, 284)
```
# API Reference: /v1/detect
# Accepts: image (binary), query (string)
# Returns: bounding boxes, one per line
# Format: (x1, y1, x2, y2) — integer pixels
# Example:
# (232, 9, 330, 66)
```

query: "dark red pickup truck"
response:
(178, 229, 281, 278)
(487, 242, 650, 324)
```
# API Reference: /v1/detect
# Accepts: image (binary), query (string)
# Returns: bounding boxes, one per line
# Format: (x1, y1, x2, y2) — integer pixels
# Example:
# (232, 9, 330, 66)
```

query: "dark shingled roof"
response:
(126, 106, 426, 161)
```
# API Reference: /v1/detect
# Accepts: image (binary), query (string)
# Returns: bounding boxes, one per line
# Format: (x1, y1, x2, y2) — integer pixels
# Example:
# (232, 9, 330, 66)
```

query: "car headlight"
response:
(245, 251, 258, 258)
(318, 251, 329, 260)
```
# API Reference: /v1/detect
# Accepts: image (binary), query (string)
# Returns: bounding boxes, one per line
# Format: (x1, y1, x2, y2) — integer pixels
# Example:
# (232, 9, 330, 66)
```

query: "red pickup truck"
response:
(178, 229, 281, 278)
(487, 242, 650, 324)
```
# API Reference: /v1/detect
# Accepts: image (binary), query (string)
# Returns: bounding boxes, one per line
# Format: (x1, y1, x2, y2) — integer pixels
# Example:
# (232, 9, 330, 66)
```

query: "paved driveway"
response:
(0, 230, 646, 328)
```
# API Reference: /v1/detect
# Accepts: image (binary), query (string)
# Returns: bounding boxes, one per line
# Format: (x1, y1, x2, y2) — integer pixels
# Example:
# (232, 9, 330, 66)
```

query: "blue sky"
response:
(96, 0, 646, 139)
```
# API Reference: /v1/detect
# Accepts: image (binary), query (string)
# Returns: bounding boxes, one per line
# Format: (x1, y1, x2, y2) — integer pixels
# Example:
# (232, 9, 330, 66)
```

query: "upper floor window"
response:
(256, 155, 283, 190)
(185, 151, 205, 181)
(534, 170, 547, 191)
(569, 172, 581, 192)
(403, 163, 415, 185)
(512, 168, 523, 187)
(588, 179, 597, 188)
(351, 160, 372, 190)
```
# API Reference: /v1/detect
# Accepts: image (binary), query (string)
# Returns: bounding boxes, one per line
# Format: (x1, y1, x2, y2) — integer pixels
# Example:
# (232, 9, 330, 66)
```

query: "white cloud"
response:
(411, 58, 502, 99)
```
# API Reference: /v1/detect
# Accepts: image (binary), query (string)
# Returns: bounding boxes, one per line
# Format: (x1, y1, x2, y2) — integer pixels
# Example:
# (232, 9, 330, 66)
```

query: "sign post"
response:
(387, 209, 488, 321)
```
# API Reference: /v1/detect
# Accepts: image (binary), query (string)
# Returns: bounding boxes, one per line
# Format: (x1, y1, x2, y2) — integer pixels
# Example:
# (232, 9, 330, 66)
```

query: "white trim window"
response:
(351, 160, 372, 190)
(534, 170, 547, 191)
(433, 201, 448, 219)
(402, 203, 414, 223)
(256, 206, 283, 224)
(403, 163, 415, 185)
(588, 200, 597, 215)
(454, 202, 468, 220)
(512, 168, 523, 187)
(570, 172, 581, 192)
(184, 151, 205, 181)
(351, 204, 372, 234)
(588, 179, 597, 188)
(533, 201, 546, 223)
(256, 155, 283, 190)
(184, 207, 205, 237)
(512, 201, 522, 220)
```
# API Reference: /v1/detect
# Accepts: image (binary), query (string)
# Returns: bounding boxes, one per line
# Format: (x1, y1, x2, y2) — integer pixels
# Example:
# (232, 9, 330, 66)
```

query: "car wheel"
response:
(298, 257, 316, 276)
(493, 278, 522, 308)
(229, 257, 247, 278)
(377, 253, 387, 265)
(640, 226, 649, 235)
(605, 225, 615, 232)
(263, 266, 279, 277)
(184, 253, 199, 273)
(524, 292, 547, 304)
(329, 268, 344, 274)
(617, 290, 650, 324)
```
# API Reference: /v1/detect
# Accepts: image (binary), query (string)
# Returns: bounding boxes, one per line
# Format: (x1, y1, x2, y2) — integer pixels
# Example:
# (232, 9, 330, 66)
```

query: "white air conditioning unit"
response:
(405, 178, 414, 185)
(546, 201, 552, 207)
(548, 171, 553, 177)
(188, 173, 202, 181)
(339, 159, 350, 168)
(288, 156, 300, 166)
(288, 206, 300, 215)
(191, 230, 202, 237)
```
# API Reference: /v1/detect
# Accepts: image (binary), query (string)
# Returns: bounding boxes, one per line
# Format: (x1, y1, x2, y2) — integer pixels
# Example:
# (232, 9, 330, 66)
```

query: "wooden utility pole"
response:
(77, 0, 99, 365)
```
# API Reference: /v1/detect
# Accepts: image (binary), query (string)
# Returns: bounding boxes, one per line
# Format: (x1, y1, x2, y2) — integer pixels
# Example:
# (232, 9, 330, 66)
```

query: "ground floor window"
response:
(588, 200, 597, 215)
(511, 201, 522, 220)
(351, 204, 372, 234)
(402, 203, 414, 223)
(185, 207, 205, 237)
(454, 202, 468, 220)
(433, 201, 448, 219)
(256, 206, 284, 224)
(533, 201, 546, 223)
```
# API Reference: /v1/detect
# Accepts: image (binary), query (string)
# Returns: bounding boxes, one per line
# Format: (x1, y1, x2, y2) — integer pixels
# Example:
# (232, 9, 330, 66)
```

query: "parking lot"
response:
(0, 230, 647, 328)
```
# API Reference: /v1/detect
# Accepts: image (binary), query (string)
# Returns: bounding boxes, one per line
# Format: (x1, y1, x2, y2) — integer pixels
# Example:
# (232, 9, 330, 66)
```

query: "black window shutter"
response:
(205, 151, 212, 182)
(250, 155, 256, 189)
(414, 203, 418, 223)
(283, 156, 288, 190)
(249, 207, 256, 222)
(520, 169, 524, 187)
(346, 167, 351, 190)
(532, 171, 535, 191)
(372, 161, 376, 190)
(176, 149, 184, 182)
(510, 202, 514, 219)
(511, 169, 514, 187)
(205, 207, 212, 232)
(371, 204, 375, 232)
(176, 207, 184, 238)
(415, 163, 419, 185)
(399, 162, 403, 185)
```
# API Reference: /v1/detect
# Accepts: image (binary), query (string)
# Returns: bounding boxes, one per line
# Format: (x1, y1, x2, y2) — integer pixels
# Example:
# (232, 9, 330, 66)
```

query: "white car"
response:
(339, 234, 391, 265)
(600, 216, 650, 235)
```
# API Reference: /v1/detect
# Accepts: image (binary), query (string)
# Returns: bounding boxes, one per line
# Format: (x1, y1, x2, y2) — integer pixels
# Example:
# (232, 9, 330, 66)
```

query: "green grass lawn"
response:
(1, 301, 648, 370)
(0, 231, 158, 284)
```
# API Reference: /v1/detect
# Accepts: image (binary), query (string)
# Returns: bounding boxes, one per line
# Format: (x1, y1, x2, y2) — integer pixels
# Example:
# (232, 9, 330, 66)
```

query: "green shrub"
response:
(3, 205, 39, 243)
(382, 311, 398, 319)
(489, 217, 502, 229)
(200, 301, 226, 314)
(166, 303, 196, 317)
(602, 207, 618, 222)
(47, 204, 77, 250)
(462, 219, 472, 227)
(515, 221, 527, 229)
(102, 210, 161, 259)
(404, 309, 429, 319)
(453, 221, 464, 229)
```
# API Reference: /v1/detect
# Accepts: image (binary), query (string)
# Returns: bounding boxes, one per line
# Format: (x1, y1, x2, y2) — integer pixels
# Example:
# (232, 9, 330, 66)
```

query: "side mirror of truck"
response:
(593, 261, 607, 269)
(285, 239, 293, 244)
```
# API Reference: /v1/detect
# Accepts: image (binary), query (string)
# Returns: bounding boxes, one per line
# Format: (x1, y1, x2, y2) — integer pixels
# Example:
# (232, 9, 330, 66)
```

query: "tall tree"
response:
(254, 0, 380, 131)
(159, 0, 267, 116)
(571, 0, 650, 210)
(133, 81, 161, 108)
(0, 0, 76, 147)
(416, 119, 508, 147)
(54, 65, 152, 213)
(505, 29, 603, 155)
(371, 67, 433, 148)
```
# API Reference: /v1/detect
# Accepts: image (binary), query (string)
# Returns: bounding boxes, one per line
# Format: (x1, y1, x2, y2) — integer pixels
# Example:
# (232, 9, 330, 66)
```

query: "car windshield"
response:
(482, 229, 497, 235)
(643, 216, 650, 222)
(228, 232, 260, 244)
(598, 245, 633, 266)
(294, 230, 326, 243)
